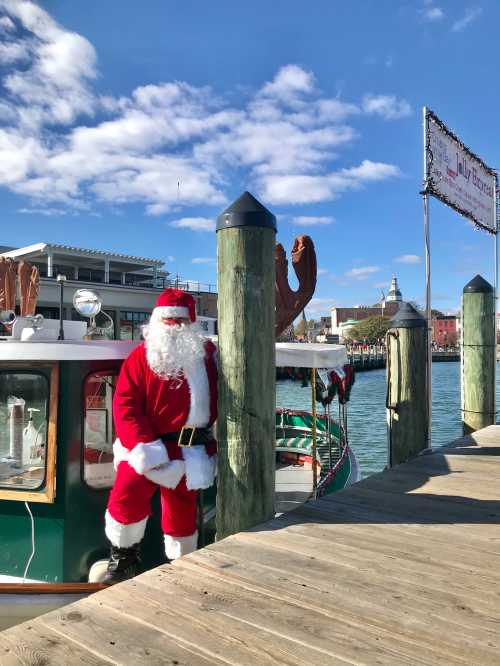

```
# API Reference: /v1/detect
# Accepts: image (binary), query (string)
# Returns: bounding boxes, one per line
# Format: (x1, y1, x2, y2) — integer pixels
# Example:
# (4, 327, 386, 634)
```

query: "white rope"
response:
(23, 501, 36, 582)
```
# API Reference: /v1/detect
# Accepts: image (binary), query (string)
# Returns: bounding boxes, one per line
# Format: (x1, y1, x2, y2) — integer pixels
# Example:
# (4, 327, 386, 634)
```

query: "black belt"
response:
(161, 427, 213, 448)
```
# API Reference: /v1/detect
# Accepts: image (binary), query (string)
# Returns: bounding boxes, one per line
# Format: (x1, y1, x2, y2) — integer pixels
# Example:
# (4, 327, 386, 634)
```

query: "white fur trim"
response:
(184, 357, 210, 426)
(112, 438, 130, 470)
(128, 440, 169, 474)
(164, 531, 198, 560)
(105, 510, 148, 548)
(154, 306, 190, 319)
(144, 460, 186, 489)
(182, 446, 216, 490)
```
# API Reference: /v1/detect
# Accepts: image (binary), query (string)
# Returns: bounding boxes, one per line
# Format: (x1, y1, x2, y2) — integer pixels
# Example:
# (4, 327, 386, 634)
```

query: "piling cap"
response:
(463, 274, 493, 294)
(216, 191, 277, 232)
(389, 302, 426, 329)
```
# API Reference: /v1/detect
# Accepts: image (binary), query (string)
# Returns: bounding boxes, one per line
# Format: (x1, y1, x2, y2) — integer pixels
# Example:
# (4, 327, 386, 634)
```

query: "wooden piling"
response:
(216, 192, 277, 539)
(461, 275, 495, 435)
(386, 302, 428, 466)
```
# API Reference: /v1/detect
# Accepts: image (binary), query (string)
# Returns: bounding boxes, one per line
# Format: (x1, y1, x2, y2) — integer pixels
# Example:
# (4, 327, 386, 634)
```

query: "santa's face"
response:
(142, 310, 206, 381)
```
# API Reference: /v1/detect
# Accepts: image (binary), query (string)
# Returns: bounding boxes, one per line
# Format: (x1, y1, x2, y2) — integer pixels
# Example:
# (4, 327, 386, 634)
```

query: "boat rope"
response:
(23, 501, 36, 582)
(385, 329, 400, 468)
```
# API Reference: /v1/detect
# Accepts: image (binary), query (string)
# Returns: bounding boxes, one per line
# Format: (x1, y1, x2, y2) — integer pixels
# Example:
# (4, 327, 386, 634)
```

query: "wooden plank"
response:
(394, 451, 500, 473)
(138, 561, 446, 666)
(266, 501, 500, 553)
(183, 543, 500, 664)
(0, 622, 113, 665)
(318, 484, 500, 524)
(94, 573, 348, 666)
(353, 467, 500, 500)
(270, 509, 500, 573)
(235, 525, 500, 605)
(38, 596, 219, 665)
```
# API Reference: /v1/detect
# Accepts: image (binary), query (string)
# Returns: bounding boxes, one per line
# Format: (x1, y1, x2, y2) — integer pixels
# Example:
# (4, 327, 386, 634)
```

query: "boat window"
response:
(83, 372, 117, 489)
(0, 372, 49, 491)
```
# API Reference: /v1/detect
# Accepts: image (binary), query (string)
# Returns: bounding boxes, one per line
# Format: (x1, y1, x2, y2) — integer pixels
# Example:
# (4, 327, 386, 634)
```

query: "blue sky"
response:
(0, 0, 498, 315)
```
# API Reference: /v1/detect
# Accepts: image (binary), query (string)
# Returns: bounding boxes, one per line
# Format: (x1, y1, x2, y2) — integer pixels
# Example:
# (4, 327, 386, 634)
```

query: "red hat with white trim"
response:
(154, 288, 196, 322)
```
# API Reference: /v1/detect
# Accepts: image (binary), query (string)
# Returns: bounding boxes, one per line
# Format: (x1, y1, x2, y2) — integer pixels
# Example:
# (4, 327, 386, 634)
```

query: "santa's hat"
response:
(153, 288, 196, 322)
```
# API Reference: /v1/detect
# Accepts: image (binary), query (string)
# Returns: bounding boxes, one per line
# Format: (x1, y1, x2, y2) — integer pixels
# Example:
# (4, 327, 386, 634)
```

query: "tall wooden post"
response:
(216, 191, 276, 539)
(386, 302, 429, 466)
(461, 275, 495, 435)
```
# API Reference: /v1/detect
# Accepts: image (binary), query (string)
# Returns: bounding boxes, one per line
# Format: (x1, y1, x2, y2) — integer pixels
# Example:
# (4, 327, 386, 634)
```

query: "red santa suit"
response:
(105, 290, 217, 560)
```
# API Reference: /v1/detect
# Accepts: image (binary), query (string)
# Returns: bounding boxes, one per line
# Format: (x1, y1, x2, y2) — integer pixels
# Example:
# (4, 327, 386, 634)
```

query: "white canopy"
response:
(276, 342, 348, 368)
(0, 339, 348, 366)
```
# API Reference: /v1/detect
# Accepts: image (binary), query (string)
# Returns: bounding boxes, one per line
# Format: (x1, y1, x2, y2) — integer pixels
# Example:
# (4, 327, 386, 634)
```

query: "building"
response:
(0, 242, 217, 339)
(331, 302, 400, 336)
(386, 276, 403, 303)
(432, 315, 458, 347)
(330, 276, 403, 338)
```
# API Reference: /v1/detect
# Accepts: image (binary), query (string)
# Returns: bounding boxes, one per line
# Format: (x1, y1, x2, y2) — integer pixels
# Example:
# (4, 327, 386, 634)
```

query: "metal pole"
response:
(311, 368, 318, 496)
(57, 274, 66, 341)
(423, 107, 432, 449)
(494, 177, 498, 422)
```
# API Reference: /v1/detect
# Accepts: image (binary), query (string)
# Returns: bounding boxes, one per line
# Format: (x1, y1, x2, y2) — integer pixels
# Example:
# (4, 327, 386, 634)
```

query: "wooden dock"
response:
(2, 426, 500, 665)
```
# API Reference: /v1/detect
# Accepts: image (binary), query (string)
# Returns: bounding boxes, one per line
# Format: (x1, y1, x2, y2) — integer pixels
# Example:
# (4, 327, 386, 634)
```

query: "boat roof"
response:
(0, 339, 348, 366)
(276, 343, 348, 368)
(0, 340, 140, 361)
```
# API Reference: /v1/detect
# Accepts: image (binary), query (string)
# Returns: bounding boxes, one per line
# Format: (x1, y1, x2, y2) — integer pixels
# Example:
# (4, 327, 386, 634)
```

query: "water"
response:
(277, 362, 500, 479)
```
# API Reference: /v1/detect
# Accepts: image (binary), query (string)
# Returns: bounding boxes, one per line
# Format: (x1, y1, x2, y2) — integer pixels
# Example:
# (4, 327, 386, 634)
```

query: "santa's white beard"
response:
(142, 317, 206, 381)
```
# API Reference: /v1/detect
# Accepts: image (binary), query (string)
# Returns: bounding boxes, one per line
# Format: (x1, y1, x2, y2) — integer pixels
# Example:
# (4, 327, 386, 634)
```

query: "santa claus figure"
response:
(103, 288, 217, 584)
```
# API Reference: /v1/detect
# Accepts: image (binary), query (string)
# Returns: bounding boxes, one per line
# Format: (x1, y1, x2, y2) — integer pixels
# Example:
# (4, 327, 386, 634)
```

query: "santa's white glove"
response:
(128, 439, 169, 474)
(144, 460, 186, 489)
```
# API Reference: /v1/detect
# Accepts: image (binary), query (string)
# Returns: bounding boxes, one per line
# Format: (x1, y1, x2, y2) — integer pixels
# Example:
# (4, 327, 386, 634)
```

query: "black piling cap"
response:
(389, 302, 426, 329)
(216, 191, 277, 232)
(463, 274, 493, 294)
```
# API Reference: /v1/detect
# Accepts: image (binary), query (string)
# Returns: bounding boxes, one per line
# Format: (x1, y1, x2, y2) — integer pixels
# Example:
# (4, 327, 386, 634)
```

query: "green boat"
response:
(274, 343, 359, 514)
(0, 308, 358, 629)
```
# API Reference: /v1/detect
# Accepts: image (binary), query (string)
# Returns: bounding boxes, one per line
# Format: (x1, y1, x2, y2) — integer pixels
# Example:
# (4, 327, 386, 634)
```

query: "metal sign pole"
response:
(423, 107, 432, 449)
(494, 177, 498, 423)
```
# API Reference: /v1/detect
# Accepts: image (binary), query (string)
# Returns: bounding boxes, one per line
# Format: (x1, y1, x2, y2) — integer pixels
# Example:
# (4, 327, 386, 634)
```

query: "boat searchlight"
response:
(73, 289, 114, 339)
(0, 310, 16, 326)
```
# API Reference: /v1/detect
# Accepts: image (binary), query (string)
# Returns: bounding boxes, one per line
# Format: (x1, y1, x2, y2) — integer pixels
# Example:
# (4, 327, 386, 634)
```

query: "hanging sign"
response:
(424, 109, 497, 234)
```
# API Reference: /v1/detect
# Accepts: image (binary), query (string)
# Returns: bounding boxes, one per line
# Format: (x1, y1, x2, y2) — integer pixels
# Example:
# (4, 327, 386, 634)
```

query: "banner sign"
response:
(425, 109, 497, 234)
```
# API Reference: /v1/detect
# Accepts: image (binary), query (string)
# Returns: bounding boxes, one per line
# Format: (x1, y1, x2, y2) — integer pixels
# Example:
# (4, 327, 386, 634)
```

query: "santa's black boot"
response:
(103, 543, 141, 585)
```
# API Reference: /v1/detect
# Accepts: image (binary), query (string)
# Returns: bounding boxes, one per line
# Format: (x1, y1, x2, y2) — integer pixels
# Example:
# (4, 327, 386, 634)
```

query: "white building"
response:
(0, 242, 217, 339)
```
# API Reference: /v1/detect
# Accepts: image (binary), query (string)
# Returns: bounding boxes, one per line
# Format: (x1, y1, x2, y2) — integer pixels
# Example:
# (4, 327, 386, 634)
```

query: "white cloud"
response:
(259, 160, 400, 205)
(290, 216, 334, 226)
(191, 257, 215, 264)
(170, 217, 215, 232)
(421, 7, 445, 21)
(363, 95, 412, 120)
(345, 266, 381, 280)
(0, 4, 404, 216)
(305, 297, 337, 315)
(451, 7, 482, 32)
(0, 15, 15, 31)
(317, 268, 329, 275)
(18, 206, 70, 216)
(395, 254, 421, 264)
(259, 64, 315, 103)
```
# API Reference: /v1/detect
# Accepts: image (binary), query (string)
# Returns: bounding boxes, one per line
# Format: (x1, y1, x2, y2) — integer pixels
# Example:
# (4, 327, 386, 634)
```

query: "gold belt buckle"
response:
(178, 426, 196, 448)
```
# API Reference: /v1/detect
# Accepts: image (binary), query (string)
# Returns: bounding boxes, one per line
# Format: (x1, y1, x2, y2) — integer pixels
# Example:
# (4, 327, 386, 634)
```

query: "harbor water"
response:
(277, 362, 500, 479)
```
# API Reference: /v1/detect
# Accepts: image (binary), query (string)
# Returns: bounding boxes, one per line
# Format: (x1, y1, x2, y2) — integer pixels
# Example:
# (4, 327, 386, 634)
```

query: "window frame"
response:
(0, 362, 59, 504)
(81, 369, 118, 491)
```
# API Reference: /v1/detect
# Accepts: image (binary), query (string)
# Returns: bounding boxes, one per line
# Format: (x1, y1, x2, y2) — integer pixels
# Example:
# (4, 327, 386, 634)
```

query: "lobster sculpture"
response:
(275, 235, 317, 338)
(0, 256, 39, 316)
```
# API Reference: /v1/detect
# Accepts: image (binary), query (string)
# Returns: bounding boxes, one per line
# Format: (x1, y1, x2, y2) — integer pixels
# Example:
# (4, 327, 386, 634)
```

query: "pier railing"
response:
(346, 344, 461, 370)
